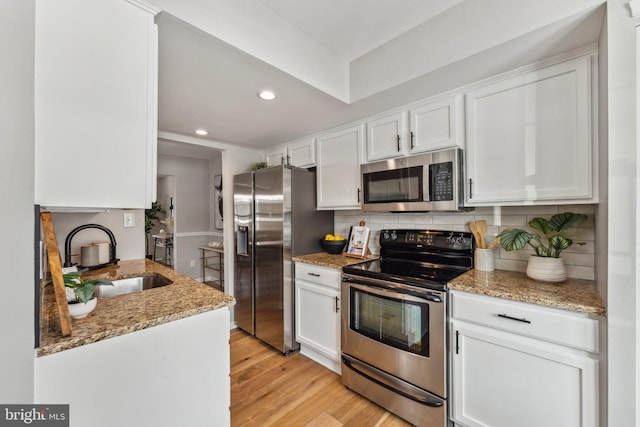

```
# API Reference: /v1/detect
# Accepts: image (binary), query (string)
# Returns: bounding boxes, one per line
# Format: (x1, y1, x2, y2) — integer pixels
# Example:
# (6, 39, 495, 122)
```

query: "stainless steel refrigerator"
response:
(234, 166, 333, 353)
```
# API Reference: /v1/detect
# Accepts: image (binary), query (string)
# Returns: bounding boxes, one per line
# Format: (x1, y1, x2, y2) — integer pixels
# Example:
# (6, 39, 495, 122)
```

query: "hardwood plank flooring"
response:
(230, 328, 413, 427)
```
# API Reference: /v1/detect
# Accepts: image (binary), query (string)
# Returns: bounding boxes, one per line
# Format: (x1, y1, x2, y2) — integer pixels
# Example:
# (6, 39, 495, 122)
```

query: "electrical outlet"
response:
(123, 212, 135, 228)
(190, 260, 196, 268)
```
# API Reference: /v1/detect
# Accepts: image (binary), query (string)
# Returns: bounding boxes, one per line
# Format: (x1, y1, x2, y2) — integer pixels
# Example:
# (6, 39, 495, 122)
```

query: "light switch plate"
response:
(123, 212, 135, 228)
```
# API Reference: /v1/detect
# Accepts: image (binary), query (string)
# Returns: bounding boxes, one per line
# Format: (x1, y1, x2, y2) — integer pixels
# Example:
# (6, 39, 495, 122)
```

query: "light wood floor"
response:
(230, 328, 413, 427)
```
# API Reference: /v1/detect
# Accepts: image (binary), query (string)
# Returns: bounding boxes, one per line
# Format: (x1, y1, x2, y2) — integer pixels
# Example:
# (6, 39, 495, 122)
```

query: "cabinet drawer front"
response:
(451, 291, 598, 353)
(295, 263, 341, 289)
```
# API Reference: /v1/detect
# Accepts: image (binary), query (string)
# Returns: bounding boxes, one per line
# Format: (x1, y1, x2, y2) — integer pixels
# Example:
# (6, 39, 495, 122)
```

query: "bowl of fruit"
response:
(322, 234, 347, 254)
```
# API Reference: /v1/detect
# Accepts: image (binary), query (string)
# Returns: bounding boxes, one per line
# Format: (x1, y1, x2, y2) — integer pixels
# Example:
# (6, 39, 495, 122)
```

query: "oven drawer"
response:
(295, 263, 341, 290)
(450, 291, 598, 353)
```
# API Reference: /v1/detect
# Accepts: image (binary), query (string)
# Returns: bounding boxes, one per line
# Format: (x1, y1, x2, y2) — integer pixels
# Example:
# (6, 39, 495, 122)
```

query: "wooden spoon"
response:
(476, 220, 487, 249)
(469, 221, 482, 248)
(487, 236, 501, 250)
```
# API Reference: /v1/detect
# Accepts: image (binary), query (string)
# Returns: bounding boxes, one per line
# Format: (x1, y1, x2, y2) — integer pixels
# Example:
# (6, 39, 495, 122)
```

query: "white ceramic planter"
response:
(68, 298, 97, 319)
(526, 255, 567, 283)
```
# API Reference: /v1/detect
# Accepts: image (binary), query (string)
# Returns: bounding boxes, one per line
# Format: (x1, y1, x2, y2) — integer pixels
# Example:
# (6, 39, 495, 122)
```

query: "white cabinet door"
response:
(409, 95, 463, 154)
(451, 320, 598, 427)
(365, 111, 408, 162)
(295, 282, 340, 360)
(316, 124, 363, 209)
(295, 263, 341, 373)
(288, 138, 316, 168)
(35, 0, 157, 209)
(265, 146, 287, 166)
(464, 55, 595, 206)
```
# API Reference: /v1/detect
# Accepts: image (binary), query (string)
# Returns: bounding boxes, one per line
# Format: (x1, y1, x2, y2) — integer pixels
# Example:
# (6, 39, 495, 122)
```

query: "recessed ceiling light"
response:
(257, 90, 277, 101)
(195, 129, 209, 136)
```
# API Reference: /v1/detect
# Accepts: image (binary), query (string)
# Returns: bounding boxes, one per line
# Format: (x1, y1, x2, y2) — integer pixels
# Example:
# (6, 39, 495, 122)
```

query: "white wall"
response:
(0, 0, 35, 403)
(603, 1, 639, 426)
(158, 154, 212, 278)
(49, 210, 145, 267)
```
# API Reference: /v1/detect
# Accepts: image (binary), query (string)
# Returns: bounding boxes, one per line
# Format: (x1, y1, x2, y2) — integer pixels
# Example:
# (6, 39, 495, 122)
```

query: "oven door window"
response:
(363, 166, 423, 204)
(349, 287, 429, 357)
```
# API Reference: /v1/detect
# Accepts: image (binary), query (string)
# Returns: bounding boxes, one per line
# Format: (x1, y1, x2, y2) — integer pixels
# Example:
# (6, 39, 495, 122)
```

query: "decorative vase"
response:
(526, 255, 567, 283)
(68, 298, 97, 319)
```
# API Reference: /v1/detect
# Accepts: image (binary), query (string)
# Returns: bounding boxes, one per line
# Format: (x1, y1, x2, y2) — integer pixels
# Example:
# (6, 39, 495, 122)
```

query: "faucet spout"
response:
(64, 224, 119, 268)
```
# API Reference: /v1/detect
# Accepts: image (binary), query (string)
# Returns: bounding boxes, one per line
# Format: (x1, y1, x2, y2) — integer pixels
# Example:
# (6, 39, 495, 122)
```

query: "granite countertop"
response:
(292, 252, 379, 269)
(448, 269, 606, 317)
(38, 259, 235, 356)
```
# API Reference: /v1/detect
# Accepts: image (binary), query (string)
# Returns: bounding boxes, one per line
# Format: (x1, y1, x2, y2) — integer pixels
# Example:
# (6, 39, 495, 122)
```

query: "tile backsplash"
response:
(334, 204, 596, 280)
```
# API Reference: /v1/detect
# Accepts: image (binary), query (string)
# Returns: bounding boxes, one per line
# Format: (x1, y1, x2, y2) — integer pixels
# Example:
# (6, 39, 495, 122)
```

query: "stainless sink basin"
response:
(95, 274, 173, 298)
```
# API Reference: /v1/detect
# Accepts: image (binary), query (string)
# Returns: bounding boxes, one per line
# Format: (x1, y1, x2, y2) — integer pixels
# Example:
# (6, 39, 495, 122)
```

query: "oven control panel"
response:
(380, 229, 474, 250)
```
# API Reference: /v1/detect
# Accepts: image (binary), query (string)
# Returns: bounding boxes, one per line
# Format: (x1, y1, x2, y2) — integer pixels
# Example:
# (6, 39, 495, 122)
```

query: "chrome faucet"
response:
(64, 224, 119, 268)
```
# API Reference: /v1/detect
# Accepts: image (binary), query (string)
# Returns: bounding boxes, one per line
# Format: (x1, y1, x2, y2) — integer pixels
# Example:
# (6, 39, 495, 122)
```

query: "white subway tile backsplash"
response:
(335, 204, 597, 280)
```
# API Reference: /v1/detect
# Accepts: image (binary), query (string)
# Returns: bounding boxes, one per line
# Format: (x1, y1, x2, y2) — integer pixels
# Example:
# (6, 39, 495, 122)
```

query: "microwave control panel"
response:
(429, 161, 454, 201)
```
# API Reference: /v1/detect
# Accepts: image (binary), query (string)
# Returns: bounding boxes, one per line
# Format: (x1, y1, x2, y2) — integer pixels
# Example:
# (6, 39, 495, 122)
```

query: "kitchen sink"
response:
(95, 274, 173, 298)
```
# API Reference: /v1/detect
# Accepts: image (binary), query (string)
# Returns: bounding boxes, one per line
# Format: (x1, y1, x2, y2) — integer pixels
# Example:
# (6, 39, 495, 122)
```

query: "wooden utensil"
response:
(41, 211, 72, 336)
(487, 236, 501, 250)
(475, 220, 487, 249)
(469, 221, 483, 248)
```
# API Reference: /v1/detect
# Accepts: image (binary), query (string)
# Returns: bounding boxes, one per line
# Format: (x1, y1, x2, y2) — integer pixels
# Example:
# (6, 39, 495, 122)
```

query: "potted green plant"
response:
(145, 201, 166, 258)
(497, 212, 587, 282)
(49, 272, 113, 319)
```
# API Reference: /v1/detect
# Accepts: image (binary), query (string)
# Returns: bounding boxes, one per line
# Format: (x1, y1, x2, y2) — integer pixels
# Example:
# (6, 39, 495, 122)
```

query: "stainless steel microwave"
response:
(361, 148, 464, 212)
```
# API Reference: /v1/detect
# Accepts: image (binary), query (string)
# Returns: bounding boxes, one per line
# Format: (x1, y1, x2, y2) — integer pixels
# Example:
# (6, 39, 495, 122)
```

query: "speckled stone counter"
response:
(292, 252, 379, 269)
(39, 259, 235, 356)
(448, 269, 606, 317)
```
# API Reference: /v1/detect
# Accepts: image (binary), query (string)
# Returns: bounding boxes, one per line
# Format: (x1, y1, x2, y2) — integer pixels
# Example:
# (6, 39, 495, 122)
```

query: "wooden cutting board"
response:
(40, 212, 72, 336)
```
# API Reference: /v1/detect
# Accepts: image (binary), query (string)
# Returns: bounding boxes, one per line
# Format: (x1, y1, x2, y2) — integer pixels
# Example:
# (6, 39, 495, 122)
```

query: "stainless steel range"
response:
(341, 229, 474, 427)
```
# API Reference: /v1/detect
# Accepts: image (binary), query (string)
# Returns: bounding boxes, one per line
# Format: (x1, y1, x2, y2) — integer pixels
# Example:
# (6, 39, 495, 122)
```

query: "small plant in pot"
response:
(497, 212, 587, 283)
(49, 272, 113, 319)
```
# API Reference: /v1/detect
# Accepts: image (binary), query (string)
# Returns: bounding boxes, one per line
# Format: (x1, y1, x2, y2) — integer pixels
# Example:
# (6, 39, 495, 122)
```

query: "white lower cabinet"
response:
(450, 291, 599, 427)
(295, 263, 341, 374)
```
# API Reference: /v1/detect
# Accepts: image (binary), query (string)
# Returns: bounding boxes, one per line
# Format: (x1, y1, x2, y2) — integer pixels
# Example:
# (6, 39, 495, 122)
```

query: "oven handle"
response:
(342, 274, 444, 303)
(342, 354, 444, 407)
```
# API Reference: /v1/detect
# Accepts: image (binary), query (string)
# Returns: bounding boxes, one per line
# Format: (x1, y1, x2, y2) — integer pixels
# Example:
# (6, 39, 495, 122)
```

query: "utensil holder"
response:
(474, 248, 495, 272)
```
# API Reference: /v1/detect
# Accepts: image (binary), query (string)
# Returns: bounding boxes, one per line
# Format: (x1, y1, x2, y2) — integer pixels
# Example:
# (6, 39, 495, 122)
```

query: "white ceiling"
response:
(156, 1, 604, 154)
(256, 0, 463, 62)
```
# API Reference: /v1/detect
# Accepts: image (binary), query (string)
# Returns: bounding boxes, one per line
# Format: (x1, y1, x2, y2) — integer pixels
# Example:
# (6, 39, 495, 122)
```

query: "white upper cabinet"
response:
(365, 111, 408, 162)
(316, 124, 363, 210)
(265, 146, 288, 167)
(409, 95, 464, 154)
(265, 138, 316, 168)
(464, 54, 596, 206)
(35, 0, 158, 209)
